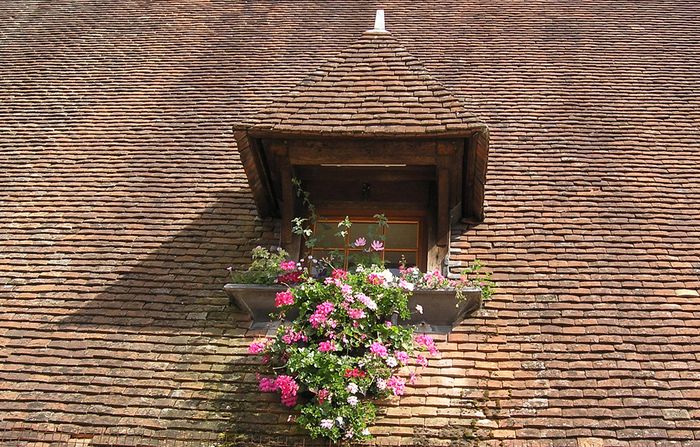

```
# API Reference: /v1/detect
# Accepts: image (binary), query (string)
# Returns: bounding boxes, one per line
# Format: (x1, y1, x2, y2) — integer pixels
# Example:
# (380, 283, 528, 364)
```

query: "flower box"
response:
(225, 283, 481, 333)
(403, 288, 482, 333)
(224, 284, 298, 328)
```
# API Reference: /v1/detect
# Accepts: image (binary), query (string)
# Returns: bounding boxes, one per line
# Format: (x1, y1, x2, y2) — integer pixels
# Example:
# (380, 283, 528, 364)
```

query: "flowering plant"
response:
(247, 264, 441, 442)
(239, 205, 493, 441)
(229, 246, 304, 285)
(399, 260, 495, 301)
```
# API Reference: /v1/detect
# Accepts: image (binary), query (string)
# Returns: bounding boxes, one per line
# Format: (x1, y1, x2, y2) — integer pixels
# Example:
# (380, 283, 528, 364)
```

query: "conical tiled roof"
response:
(236, 29, 485, 137)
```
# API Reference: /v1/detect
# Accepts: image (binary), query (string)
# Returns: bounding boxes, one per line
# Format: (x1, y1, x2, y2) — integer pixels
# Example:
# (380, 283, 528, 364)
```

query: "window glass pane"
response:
(384, 250, 417, 268)
(347, 249, 383, 268)
(350, 222, 383, 244)
(313, 249, 346, 268)
(311, 218, 421, 270)
(385, 223, 418, 249)
(315, 221, 345, 248)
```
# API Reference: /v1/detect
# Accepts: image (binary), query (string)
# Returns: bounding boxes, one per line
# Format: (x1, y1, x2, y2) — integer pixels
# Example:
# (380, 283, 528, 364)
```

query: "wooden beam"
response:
(436, 141, 458, 156)
(278, 147, 294, 247)
(289, 148, 437, 165)
(437, 156, 450, 247)
(294, 166, 435, 183)
(451, 140, 464, 209)
(234, 131, 276, 217)
(472, 129, 489, 221)
(312, 200, 429, 214)
(463, 135, 478, 220)
(285, 139, 439, 165)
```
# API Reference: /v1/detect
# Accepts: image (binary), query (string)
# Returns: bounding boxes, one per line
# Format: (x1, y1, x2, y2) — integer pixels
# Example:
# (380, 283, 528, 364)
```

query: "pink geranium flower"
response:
(370, 240, 384, 251)
(353, 237, 367, 247)
(281, 394, 297, 407)
(347, 308, 366, 320)
(386, 376, 406, 396)
(356, 293, 377, 310)
(341, 284, 353, 297)
(258, 376, 277, 392)
(415, 333, 439, 356)
(331, 268, 348, 280)
(369, 341, 388, 358)
(318, 340, 336, 352)
(395, 351, 410, 364)
(316, 388, 330, 404)
(367, 273, 384, 285)
(275, 290, 294, 307)
(248, 340, 267, 354)
(309, 301, 335, 329)
(275, 375, 299, 407)
(279, 260, 297, 272)
(281, 328, 307, 345)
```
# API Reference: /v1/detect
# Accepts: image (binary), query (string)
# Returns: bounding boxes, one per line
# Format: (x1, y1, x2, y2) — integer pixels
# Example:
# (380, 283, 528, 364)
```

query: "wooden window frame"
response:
(309, 213, 428, 271)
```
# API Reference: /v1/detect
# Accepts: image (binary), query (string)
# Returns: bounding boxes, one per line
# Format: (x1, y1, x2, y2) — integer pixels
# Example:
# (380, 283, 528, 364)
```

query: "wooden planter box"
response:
(224, 284, 481, 333)
(224, 284, 296, 329)
(403, 288, 482, 333)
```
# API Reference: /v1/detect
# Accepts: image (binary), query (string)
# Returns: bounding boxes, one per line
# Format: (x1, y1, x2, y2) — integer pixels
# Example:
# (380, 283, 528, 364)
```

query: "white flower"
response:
(347, 396, 358, 406)
(320, 419, 334, 429)
(355, 264, 364, 272)
(346, 383, 358, 394)
(356, 293, 378, 311)
(399, 279, 415, 291)
(365, 297, 377, 311)
(379, 269, 394, 284)
(336, 416, 344, 426)
(362, 428, 370, 436)
(415, 304, 424, 315)
(376, 378, 386, 390)
(386, 356, 398, 367)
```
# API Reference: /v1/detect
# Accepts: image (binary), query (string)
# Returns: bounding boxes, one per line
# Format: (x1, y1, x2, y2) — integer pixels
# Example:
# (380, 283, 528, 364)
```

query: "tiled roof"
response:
(237, 29, 485, 136)
(1, 1, 700, 446)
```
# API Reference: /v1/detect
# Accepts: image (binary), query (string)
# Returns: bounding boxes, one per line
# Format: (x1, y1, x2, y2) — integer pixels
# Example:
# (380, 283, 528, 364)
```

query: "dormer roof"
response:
(235, 27, 485, 138)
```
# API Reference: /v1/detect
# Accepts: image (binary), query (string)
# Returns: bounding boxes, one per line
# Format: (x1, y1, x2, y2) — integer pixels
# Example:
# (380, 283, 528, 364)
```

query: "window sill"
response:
(224, 283, 482, 333)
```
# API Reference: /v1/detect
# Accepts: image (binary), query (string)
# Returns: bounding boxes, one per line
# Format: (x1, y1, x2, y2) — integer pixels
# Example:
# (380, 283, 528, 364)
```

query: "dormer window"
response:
(233, 18, 489, 271)
(313, 217, 423, 270)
